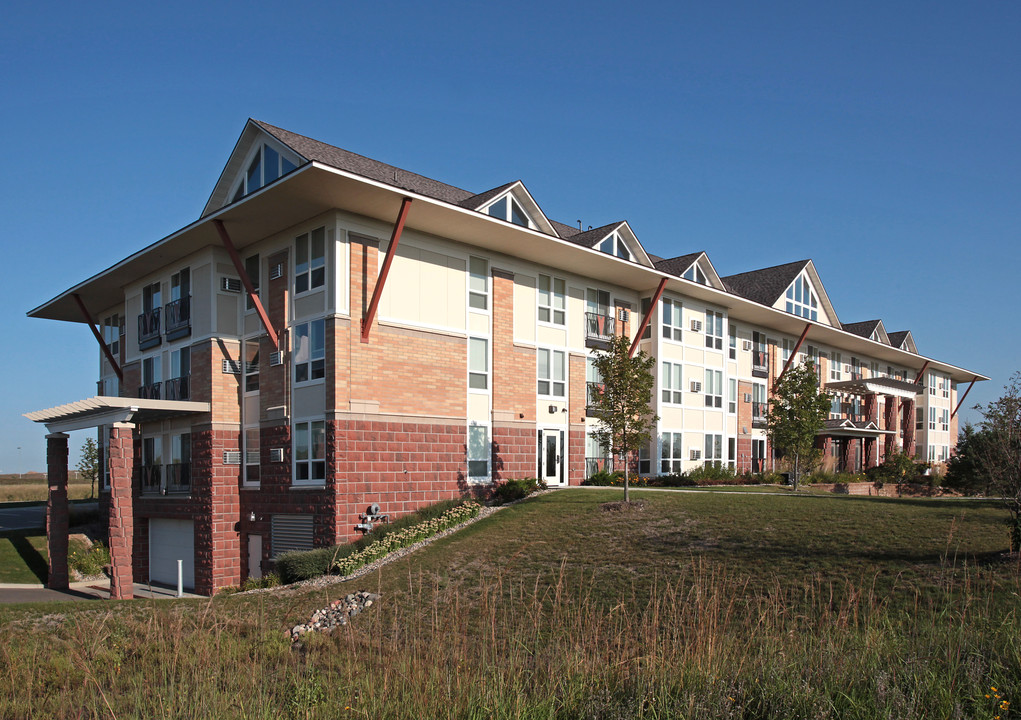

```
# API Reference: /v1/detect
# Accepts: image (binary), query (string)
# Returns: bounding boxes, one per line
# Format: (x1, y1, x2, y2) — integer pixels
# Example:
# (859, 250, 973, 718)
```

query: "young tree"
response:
(765, 361, 831, 491)
(77, 436, 100, 499)
(973, 372, 1021, 552)
(590, 335, 658, 503)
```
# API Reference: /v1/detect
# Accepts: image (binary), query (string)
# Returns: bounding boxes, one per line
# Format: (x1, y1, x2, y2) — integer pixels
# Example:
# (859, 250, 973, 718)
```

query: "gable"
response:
(461, 181, 557, 236)
(770, 262, 839, 327)
(655, 251, 726, 291)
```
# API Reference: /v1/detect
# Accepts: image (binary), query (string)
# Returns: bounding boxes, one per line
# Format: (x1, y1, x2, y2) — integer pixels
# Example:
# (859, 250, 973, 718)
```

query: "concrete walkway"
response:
(0, 579, 203, 604)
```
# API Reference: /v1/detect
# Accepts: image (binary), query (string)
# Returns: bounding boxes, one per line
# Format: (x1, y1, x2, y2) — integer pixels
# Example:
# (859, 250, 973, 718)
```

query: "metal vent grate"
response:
(272, 514, 314, 557)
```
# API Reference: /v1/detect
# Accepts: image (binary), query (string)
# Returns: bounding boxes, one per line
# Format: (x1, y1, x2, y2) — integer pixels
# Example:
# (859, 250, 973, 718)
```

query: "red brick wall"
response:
(492, 268, 537, 422)
(493, 423, 536, 479)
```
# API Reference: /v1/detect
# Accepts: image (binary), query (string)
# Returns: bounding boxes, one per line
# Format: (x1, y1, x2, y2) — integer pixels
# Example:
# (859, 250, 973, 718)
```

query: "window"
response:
(830, 352, 842, 381)
(727, 437, 736, 470)
(538, 274, 566, 325)
(468, 257, 489, 310)
(485, 195, 532, 227)
(782, 338, 793, 365)
(596, 231, 634, 261)
(929, 372, 938, 396)
(469, 337, 488, 390)
(537, 348, 566, 398)
(245, 254, 260, 311)
(294, 420, 326, 485)
(230, 143, 298, 202)
(468, 423, 491, 481)
(102, 314, 123, 357)
(929, 407, 936, 431)
(660, 432, 683, 474)
(638, 444, 651, 475)
(916, 407, 924, 431)
(662, 298, 683, 342)
(705, 311, 724, 350)
(942, 375, 950, 399)
(784, 272, 819, 321)
(293, 319, 325, 383)
(245, 343, 260, 393)
(941, 409, 949, 432)
(850, 357, 862, 380)
(167, 347, 190, 400)
(141, 355, 161, 399)
(244, 427, 260, 484)
(143, 282, 162, 314)
(140, 281, 162, 348)
(683, 263, 708, 285)
(295, 227, 326, 294)
(141, 436, 162, 494)
(170, 268, 189, 304)
(729, 324, 737, 359)
(640, 297, 652, 339)
(704, 369, 723, 408)
(728, 378, 737, 414)
(870, 361, 880, 379)
(704, 434, 723, 466)
(586, 289, 613, 340)
(661, 362, 683, 404)
(168, 433, 191, 494)
(830, 396, 842, 418)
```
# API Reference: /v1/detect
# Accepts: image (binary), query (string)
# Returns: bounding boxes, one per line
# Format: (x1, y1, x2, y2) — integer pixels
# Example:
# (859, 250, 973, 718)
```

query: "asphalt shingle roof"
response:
(841, 320, 882, 339)
(721, 260, 810, 306)
(887, 331, 911, 348)
(654, 252, 703, 277)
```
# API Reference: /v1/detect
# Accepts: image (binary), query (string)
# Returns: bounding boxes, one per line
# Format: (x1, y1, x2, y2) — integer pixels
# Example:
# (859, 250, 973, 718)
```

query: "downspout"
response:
(72, 293, 123, 382)
(362, 197, 413, 343)
(629, 277, 667, 358)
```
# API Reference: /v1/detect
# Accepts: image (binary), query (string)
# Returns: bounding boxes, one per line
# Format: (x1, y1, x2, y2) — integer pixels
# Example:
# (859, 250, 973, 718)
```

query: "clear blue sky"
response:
(2, 1, 1018, 471)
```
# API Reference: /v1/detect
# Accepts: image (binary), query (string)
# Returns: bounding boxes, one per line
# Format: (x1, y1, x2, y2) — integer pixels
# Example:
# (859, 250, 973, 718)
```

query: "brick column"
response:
(885, 397, 899, 458)
(108, 423, 135, 600)
(902, 399, 916, 458)
(46, 432, 70, 590)
(865, 395, 879, 468)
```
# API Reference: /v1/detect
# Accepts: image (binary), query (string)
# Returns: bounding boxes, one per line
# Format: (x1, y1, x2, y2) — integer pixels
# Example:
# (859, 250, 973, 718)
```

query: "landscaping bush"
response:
(866, 451, 925, 485)
(68, 539, 109, 578)
(493, 478, 545, 504)
(276, 546, 353, 585)
(582, 469, 625, 486)
(241, 572, 280, 591)
(645, 474, 696, 487)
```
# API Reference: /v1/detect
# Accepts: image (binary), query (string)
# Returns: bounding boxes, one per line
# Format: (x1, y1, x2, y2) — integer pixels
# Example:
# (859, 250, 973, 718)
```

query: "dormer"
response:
(227, 141, 300, 205)
(597, 230, 634, 261)
(459, 181, 557, 235)
(564, 221, 652, 266)
(842, 319, 890, 345)
(722, 259, 839, 327)
(888, 330, 918, 354)
(653, 251, 726, 291)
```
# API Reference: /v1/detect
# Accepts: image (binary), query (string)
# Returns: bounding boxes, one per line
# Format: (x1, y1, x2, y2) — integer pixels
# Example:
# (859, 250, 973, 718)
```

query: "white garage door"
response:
(149, 519, 195, 589)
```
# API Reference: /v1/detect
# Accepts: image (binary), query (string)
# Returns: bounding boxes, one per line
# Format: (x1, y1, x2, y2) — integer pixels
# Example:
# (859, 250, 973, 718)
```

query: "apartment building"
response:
(26, 119, 986, 596)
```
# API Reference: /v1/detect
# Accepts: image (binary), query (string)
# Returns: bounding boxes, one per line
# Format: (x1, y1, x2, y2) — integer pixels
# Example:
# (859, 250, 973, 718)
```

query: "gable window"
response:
(537, 348, 566, 398)
(469, 257, 489, 310)
(469, 337, 488, 390)
(231, 143, 298, 203)
(245, 254, 260, 311)
(468, 423, 491, 481)
(293, 319, 325, 383)
(705, 311, 724, 350)
(704, 369, 723, 408)
(295, 227, 326, 294)
(662, 299, 683, 342)
(486, 195, 532, 228)
(538, 274, 566, 326)
(661, 362, 683, 404)
(784, 272, 819, 321)
(660, 432, 683, 474)
(683, 263, 708, 285)
(596, 232, 634, 261)
(293, 420, 326, 485)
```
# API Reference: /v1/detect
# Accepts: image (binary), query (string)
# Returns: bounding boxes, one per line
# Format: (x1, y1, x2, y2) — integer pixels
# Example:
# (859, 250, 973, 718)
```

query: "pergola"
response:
(821, 376, 923, 470)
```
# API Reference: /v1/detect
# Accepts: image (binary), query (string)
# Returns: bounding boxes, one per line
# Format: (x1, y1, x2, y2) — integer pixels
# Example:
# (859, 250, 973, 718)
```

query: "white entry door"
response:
(538, 428, 565, 486)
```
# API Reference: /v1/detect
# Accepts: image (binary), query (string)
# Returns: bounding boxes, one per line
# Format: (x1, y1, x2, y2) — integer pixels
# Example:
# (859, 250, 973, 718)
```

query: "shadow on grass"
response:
(0, 532, 48, 583)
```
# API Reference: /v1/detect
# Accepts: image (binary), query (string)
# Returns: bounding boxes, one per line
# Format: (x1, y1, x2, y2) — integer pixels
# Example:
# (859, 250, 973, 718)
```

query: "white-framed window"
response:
(467, 423, 491, 481)
(230, 142, 298, 203)
(638, 444, 651, 475)
(586, 356, 602, 408)
(662, 298, 683, 342)
(293, 319, 325, 383)
(245, 254, 260, 311)
(170, 268, 189, 304)
(683, 263, 708, 285)
(830, 396, 842, 418)
(870, 361, 880, 379)
(705, 311, 724, 350)
(537, 348, 566, 398)
(143, 282, 162, 314)
(928, 445, 936, 462)
(485, 195, 532, 228)
(141, 355, 161, 398)
(661, 362, 683, 404)
(728, 324, 737, 359)
(293, 419, 326, 485)
(167, 347, 190, 400)
(469, 337, 489, 390)
(784, 271, 819, 321)
(928, 372, 937, 395)
(929, 407, 937, 431)
(596, 231, 634, 261)
(941, 408, 949, 432)
(704, 369, 723, 409)
(942, 375, 951, 399)
(468, 256, 489, 311)
(660, 432, 683, 474)
(782, 338, 793, 364)
(941, 446, 949, 462)
(916, 407, 924, 431)
(728, 378, 737, 414)
(830, 352, 842, 381)
(295, 226, 326, 294)
(102, 313, 123, 357)
(244, 426, 260, 485)
(245, 343, 260, 393)
(727, 437, 736, 470)
(538, 274, 566, 326)
(704, 434, 723, 466)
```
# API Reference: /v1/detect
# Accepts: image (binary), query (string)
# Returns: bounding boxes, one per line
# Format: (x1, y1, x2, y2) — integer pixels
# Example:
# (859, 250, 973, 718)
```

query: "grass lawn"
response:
(1, 489, 1018, 719)
(0, 533, 47, 583)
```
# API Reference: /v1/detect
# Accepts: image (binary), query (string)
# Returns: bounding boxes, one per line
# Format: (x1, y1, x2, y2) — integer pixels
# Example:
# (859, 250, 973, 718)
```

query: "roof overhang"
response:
(824, 377, 922, 399)
(28, 162, 989, 385)
(25, 397, 211, 434)
(818, 420, 891, 438)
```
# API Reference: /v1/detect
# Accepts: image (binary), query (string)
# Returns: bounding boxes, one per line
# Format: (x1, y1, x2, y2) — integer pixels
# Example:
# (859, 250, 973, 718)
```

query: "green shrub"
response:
(583, 469, 624, 486)
(493, 478, 545, 504)
(241, 572, 280, 591)
(646, 474, 696, 487)
(68, 540, 109, 577)
(866, 452, 925, 484)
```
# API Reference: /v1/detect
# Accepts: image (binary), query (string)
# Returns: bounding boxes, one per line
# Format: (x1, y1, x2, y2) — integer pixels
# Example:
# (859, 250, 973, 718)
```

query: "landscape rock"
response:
(287, 591, 380, 642)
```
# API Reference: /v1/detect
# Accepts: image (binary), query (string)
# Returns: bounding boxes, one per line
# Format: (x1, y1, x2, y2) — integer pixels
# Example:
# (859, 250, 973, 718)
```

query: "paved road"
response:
(0, 502, 99, 532)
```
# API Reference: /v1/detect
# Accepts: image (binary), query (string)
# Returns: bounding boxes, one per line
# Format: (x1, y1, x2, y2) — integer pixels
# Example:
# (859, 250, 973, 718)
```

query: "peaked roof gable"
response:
(842, 319, 890, 344)
(564, 221, 653, 267)
(653, 251, 725, 291)
(722, 259, 839, 327)
(457, 180, 557, 236)
(888, 330, 918, 354)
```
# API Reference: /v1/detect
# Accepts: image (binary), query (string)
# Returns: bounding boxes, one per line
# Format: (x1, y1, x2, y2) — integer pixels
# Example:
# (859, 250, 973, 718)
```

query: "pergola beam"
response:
(214, 220, 278, 349)
(362, 197, 413, 343)
(629, 277, 667, 358)
(72, 293, 123, 381)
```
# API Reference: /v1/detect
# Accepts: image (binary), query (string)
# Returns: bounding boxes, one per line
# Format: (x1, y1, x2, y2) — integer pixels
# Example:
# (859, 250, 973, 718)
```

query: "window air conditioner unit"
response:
(269, 448, 284, 463)
(223, 451, 241, 465)
(844, 364, 852, 374)
(744, 393, 752, 403)
(690, 448, 702, 461)
(221, 277, 242, 293)
(222, 359, 242, 375)
(269, 263, 284, 280)
(269, 351, 283, 366)
(690, 381, 702, 393)
(690, 320, 702, 332)
(742, 340, 752, 351)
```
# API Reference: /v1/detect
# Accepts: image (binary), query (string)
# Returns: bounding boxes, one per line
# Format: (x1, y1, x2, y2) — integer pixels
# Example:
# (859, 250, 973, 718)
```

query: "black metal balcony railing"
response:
(138, 382, 162, 400)
(165, 463, 191, 494)
(585, 312, 616, 343)
(140, 465, 162, 495)
(752, 402, 767, 428)
(164, 374, 190, 401)
(164, 296, 191, 341)
(138, 308, 162, 350)
(752, 349, 769, 377)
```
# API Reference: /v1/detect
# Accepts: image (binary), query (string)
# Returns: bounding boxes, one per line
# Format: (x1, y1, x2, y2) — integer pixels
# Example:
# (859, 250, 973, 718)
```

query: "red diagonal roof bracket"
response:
(72, 293, 123, 381)
(951, 376, 979, 420)
(913, 360, 930, 386)
(214, 219, 279, 350)
(362, 197, 413, 343)
(774, 322, 812, 389)
(629, 277, 667, 357)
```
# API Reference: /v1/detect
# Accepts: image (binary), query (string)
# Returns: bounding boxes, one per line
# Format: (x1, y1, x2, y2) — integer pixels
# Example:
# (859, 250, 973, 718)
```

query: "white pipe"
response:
(177, 559, 183, 598)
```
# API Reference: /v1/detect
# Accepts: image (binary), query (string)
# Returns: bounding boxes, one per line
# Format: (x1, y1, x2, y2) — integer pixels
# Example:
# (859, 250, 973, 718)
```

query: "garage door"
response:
(149, 519, 195, 589)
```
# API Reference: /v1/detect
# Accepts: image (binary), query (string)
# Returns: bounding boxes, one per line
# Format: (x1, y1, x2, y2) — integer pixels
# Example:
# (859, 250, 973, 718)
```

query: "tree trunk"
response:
(623, 453, 630, 503)
(793, 452, 800, 491)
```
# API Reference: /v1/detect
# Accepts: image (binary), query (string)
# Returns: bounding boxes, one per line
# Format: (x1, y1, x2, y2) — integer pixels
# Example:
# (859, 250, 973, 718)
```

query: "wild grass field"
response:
(0, 473, 93, 503)
(0, 488, 1017, 719)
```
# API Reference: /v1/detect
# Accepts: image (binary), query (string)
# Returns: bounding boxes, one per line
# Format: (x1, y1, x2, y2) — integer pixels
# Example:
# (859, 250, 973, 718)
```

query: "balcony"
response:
(140, 465, 162, 495)
(164, 296, 191, 341)
(586, 381, 604, 416)
(585, 312, 616, 347)
(164, 374, 190, 401)
(138, 308, 162, 350)
(138, 382, 162, 400)
(752, 402, 767, 429)
(165, 463, 191, 495)
(752, 349, 769, 378)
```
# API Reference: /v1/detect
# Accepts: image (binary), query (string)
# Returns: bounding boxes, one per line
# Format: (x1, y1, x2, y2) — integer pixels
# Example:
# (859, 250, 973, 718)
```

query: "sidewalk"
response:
(0, 579, 204, 603)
